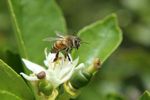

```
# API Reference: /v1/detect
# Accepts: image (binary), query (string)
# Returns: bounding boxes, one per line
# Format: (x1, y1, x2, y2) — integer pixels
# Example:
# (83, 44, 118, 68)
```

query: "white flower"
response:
(20, 49, 85, 88)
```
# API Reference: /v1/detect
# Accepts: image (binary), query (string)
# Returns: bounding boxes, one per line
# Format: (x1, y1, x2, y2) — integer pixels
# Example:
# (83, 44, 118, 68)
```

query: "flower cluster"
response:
(20, 49, 85, 98)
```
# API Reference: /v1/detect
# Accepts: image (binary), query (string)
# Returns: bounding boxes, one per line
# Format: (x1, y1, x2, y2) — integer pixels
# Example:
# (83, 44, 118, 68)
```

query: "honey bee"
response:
(43, 32, 81, 61)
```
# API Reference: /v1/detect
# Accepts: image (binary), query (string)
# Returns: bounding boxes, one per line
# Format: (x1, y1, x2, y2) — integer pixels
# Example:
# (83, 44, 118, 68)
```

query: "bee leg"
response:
(53, 52, 59, 62)
(64, 52, 68, 60)
(64, 53, 71, 61)
(65, 48, 72, 62)
(67, 54, 71, 62)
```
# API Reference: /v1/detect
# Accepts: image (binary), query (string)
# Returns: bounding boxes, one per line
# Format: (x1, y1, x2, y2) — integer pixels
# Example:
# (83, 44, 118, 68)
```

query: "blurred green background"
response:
(0, 0, 150, 100)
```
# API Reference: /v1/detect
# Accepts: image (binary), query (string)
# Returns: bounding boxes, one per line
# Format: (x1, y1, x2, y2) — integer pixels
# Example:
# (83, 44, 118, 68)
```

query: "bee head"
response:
(74, 36, 81, 49)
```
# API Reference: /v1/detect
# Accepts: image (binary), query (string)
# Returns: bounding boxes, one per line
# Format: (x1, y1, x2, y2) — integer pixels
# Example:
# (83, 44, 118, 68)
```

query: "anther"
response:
(37, 71, 46, 79)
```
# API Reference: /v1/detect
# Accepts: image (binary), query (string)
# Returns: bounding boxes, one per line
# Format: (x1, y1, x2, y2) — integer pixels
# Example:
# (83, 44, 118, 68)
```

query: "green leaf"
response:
(105, 93, 124, 100)
(0, 90, 21, 100)
(77, 14, 122, 64)
(7, 0, 67, 64)
(1, 50, 24, 74)
(0, 0, 18, 53)
(140, 91, 150, 100)
(0, 59, 34, 100)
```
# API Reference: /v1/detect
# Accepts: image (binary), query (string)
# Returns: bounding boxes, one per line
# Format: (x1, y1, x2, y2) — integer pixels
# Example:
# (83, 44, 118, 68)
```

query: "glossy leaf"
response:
(1, 50, 24, 74)
(7, 0, 67, 64)
(140, 91, 150, 100)
(77, 14, 122, 64)
(0, 90, 21, 100)
(0, 59, 34, 100)
(106, 93, 124, 100)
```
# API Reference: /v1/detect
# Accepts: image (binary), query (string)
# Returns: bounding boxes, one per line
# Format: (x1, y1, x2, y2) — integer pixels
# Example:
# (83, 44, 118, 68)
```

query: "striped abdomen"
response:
(51, 40, 68, 53)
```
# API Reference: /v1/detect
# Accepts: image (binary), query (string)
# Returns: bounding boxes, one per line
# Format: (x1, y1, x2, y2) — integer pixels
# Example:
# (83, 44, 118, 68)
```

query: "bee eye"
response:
(75, 40, 78, 44)
(75, 40, 79, 45)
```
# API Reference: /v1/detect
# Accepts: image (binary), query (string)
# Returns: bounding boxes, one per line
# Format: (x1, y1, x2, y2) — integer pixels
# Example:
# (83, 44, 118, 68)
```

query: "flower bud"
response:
(38, 79, 53, 96)
(86, 58, 101, 74)
(69, 58, 101, 89)
(70, 70, 92, 89)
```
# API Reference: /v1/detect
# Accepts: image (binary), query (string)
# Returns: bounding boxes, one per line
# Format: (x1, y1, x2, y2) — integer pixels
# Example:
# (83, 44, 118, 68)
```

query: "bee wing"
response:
(43, 37, 61, 42)
(55, 31, 65, 38)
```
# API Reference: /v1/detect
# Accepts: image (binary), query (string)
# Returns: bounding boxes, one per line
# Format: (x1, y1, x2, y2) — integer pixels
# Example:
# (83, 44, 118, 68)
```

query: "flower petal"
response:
(47, 53, 56, 62)
(72, 57, 79, 67)
(44, 48, 48, 59)
(46, 69, 62, 88)
(60, 57, 79, 75)
(75, 63, 85, 72)
(44, 60, 48, 67)
(59, 57, 79, 82)
(44, 53, 56, 67)
(60, 66, 74, 83)
(20, 72, 38, 81)
(22, 58, 45, 74)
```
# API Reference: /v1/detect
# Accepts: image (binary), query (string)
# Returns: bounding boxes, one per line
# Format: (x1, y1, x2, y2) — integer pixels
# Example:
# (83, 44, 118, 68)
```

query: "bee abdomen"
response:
(51, 41, 66, 53)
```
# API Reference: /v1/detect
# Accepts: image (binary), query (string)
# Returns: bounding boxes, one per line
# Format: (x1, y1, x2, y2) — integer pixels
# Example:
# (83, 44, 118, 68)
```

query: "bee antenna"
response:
(81, 41, 89, 44)
(69, 32, 76, 36)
